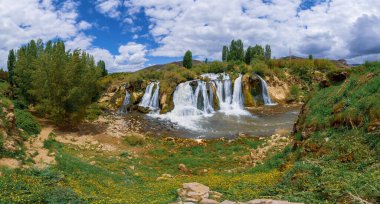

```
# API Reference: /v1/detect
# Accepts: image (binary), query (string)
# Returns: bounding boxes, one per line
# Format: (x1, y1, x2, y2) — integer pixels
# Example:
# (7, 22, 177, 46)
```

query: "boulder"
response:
(246, 199, 303, 204)
(178, 163, 188, 172)
(200, 198, 220, 204)
(220, 201, 236, 204)
(177, 182, 210, 202)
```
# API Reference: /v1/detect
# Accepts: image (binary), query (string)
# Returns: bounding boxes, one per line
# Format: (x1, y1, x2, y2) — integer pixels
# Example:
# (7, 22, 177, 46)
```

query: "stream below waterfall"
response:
(122, 105, 300, 139)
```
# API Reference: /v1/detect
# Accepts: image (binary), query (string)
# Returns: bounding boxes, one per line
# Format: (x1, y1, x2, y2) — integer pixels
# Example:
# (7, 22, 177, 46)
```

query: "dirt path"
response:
(24, 125, 56, 169)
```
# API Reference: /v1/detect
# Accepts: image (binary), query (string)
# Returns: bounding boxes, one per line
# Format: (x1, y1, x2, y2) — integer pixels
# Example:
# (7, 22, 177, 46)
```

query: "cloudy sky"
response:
(0, 0, 379, 72)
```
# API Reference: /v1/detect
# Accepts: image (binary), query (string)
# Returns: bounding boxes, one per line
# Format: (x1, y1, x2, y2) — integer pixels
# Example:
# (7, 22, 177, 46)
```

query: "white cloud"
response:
(123, 0, 380, 63)
(88, 42, 148, 72)
(78, 21, 92, 30)
(0, 0, 146, 72)
(95, 0, 122, 19)
(0, 0, 80, 69)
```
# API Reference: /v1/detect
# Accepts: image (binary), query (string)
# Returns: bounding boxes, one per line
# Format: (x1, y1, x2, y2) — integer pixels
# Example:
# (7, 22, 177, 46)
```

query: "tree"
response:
(245, 46, 253, 64)
(7, 49, 16, 85)
(264, 45, 271, 60)
(12, 39, 101, 125)
(204, 58, 208, 63)
(222, 45, 229, 62)
(183, 50, 192, 69)
(309, 54, 313, 60)
(97, 60, 108, 76)
(227, 39, 244, 62)
(252, 45, 264, 60)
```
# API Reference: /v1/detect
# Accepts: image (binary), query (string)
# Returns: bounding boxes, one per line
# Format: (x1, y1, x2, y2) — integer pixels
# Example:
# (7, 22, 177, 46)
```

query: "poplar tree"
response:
(264, 45, 271, 60)
(183, 50, 193, 69)
(7, 49, 16, 85)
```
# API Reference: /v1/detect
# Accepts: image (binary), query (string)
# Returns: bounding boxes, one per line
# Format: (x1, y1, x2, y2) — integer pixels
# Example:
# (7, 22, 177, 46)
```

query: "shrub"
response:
(288, 85, 301, 102)
(124, 134, 145, 146)
(15, 109, 41, 136)
(86, 103, 102, 121)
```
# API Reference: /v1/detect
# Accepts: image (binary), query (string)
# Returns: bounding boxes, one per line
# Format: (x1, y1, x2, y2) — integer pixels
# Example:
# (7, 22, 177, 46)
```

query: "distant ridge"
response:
(140, 60, 203, 72)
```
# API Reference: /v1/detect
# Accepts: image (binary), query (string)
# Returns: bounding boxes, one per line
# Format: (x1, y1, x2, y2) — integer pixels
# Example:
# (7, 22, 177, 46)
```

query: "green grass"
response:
(273, 62, 380, 203)
(14, 109, 41, 136)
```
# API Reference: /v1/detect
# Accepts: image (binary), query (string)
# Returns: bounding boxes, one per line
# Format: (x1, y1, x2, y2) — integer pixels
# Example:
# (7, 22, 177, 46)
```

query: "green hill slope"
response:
(274, 62, 380, 203)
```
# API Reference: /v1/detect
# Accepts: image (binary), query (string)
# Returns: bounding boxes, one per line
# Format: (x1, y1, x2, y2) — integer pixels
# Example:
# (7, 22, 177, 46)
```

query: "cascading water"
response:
(155, 80, 215, 130)
(140, 82, 160, 111)
(255, 74, 277, 105)
(204, 73, 249, 115)
(119, 90, 131, 114)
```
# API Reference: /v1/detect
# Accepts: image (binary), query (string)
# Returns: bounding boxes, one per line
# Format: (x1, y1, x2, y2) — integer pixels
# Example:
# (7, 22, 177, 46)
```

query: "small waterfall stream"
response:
(255, 74, 277, 105)
(119, 90, 131, 114)
(140, 82, 160, 110)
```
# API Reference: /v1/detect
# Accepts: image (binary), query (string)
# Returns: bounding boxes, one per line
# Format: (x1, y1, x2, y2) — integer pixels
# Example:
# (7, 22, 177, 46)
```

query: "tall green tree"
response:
(7, 49, 16, 85)
(13, 39, 101, 125)
(308, 54, 313, 60)
(97, 60, 107, 76)
(228, 39, 244, 62)
(245, 46, 253, 64)
(264, 45, 271, 60)
(222, 45, 229, 62)
(183, 50, 193, 69)
(252, 45, 264, 60)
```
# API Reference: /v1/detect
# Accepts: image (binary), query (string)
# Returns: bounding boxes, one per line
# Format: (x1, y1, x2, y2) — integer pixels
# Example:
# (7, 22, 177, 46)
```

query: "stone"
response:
(221, 201, 236, 204)
(200, 198, 220, 204)
(209, 191, 223, 200)
(89, 161, 96, 165)
(177, 182, 210, 202)
(246, 199, 303, 204)
(178, 163, 188, 172)
(156, 173, 173, 181)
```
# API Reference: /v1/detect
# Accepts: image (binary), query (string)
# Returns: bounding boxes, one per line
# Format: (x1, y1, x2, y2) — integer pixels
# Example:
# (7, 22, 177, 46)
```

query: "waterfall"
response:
(149, 82, 160, 110)
(140, 82, 160, 110)
(119, 90, 131, 114)
(204, 73, 248, 115)
(255, 74, 277, 105)
(232, 74, 244, 109)
(155, 80, 214, 130)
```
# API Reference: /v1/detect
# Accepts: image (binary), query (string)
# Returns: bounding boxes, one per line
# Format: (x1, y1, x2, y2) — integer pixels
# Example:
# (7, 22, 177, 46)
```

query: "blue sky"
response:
(0, 0, 380, 72)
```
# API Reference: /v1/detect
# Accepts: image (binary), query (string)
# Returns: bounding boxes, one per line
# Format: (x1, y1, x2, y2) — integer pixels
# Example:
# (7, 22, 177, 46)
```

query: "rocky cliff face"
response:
(0, 100, 22, 155)
(100, 72, 304, 113)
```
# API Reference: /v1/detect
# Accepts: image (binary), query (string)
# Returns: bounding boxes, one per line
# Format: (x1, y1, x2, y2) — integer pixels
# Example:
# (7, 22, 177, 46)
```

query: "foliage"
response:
(264, 45, 271, 60)
(7, 49, 16, 85)
(222, 46, 229, 62)
(275, 62, 380, 203)
(97, 60, 108, 77)
(287, 84, 301, 102)
(0, 69, 8, 81)
(124, 134, 145, 146)
(183, 50, 193, 69)
(12, 39, 103, 125)
(85, 103, 102, 121)
(14, 109, 41, 136)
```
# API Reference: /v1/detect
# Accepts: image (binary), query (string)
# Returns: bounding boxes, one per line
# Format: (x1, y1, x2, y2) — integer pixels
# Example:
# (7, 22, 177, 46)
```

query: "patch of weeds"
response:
(124, 134, 145, 146)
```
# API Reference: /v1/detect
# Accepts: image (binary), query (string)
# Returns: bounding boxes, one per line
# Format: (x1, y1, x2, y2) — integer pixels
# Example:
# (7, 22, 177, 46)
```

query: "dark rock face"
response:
(327, 71, 349, 82)
(319, 79, 331, 88)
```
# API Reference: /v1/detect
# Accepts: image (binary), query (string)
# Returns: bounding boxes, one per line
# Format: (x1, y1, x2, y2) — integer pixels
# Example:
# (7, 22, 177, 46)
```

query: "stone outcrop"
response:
(173, 182, 303, 204)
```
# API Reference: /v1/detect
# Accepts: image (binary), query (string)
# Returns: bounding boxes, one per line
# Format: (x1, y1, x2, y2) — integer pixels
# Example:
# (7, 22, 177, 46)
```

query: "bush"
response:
(15, 109, 41, 136)
(86, 103, 102, 121)
(288, 85, 301, 102)
(124, 134, 145, 146)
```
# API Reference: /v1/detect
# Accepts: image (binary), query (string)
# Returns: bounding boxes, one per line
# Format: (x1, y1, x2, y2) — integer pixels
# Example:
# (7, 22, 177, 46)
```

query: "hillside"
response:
(273, 62, 380, 203)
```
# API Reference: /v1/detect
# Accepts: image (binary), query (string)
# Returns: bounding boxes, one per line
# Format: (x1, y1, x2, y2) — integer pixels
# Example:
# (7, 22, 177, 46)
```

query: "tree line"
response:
(222, 40, 271, 64)
(7, 39, 107, 125)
